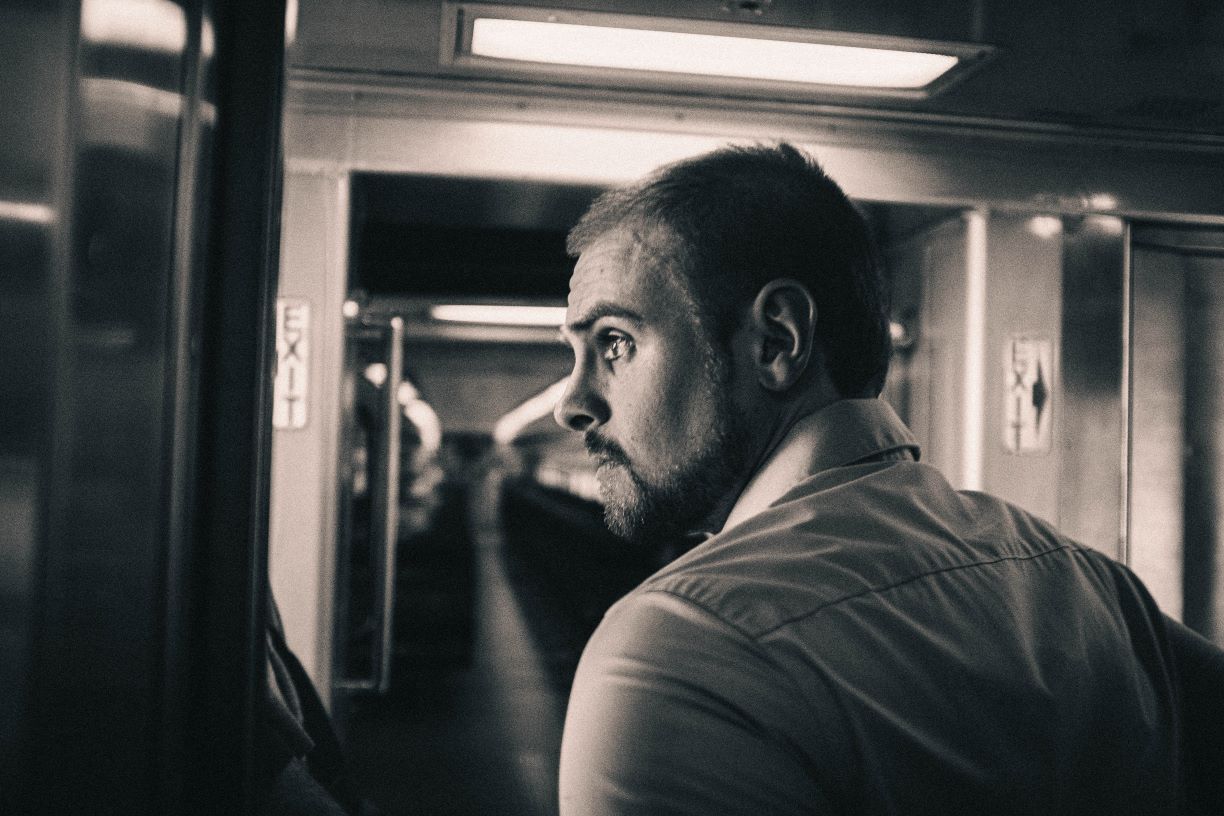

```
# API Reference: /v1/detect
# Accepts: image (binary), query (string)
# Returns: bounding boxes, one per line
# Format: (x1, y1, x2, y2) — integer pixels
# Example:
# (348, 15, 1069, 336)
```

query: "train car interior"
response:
(3, 0, 1224, 812)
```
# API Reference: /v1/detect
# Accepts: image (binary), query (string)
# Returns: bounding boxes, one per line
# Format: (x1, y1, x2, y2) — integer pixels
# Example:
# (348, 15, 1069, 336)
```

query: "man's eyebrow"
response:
(563, 303, 645, 335)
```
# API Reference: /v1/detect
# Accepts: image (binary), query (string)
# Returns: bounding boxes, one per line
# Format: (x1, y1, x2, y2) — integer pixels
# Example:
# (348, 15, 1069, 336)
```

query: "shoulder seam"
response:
(642, 543, 1083, 641)
(755, 543, 1080, 638)
(638, 585, 765, 645)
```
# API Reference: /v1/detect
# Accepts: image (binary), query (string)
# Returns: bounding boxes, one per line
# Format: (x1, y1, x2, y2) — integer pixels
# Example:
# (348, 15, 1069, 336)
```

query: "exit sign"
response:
(273, 299, 310, 430)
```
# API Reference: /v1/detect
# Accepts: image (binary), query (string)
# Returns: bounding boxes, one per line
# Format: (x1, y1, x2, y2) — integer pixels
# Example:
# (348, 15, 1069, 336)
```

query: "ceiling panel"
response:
(291, 0, 1224, 137)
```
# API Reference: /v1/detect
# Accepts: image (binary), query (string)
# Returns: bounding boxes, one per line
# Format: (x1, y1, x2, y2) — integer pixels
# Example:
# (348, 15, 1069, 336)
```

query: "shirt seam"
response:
(642, 542, 1080, 642)
(640, 585, 770, 646)
(845, 442, 919, 466)
(755, 542, 1079, 639)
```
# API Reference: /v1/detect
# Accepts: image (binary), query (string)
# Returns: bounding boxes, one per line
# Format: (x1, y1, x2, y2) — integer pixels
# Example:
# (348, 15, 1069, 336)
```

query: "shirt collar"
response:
(717, 399, 920, 536)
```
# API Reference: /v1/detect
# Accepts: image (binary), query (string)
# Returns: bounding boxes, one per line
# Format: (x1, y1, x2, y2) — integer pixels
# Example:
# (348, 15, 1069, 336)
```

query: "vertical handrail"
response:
(335, 316, 404, 693)
(376, 316, 404, 692)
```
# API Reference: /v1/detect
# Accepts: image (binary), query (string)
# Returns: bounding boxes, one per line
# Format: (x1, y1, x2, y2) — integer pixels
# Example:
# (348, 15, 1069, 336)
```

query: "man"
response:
(553, 143, 1191, 814)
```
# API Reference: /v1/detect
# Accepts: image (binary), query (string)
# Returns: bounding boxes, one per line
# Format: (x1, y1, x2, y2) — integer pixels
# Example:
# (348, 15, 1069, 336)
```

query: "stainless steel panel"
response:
(1, 0, 286, 811)
(0, 2, 75, 798)
(1180, 251, 1224, 642)
(1056, 216, 1128, 559)
(1131, 226, 1224, 645)
(13, 0, 197, 808)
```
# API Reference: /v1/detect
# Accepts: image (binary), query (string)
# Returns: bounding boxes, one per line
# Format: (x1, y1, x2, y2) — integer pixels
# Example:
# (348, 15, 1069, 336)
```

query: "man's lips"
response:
(584, 433, 630, 470)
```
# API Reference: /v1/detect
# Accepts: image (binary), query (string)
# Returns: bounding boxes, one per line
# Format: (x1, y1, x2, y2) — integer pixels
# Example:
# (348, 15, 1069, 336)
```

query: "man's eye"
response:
(599, 333, 634, 362)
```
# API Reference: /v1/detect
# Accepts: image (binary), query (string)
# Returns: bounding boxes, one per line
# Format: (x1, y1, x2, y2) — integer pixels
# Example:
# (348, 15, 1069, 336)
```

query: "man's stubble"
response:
(585, 346, 753, 544)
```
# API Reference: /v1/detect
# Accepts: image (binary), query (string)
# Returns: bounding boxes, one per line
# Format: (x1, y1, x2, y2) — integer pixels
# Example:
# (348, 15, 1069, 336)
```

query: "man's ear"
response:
(749, 279, 816, 392)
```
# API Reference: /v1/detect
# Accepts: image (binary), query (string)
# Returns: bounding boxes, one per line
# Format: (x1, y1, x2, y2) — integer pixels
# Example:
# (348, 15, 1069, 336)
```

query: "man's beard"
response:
(584, 368, 752, 544)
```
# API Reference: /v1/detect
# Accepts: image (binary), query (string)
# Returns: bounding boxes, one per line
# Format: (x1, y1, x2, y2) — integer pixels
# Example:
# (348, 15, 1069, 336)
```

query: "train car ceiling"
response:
(290, 0, 1224, 139)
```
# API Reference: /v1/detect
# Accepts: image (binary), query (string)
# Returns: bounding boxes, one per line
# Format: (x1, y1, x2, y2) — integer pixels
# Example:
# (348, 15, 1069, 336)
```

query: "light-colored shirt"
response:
(558, 399, 1181, 815)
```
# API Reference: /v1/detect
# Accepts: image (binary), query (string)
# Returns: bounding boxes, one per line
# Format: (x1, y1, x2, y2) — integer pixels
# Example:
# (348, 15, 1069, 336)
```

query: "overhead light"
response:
(1027, 216, 1062, 239)
(429, 304, 567, 326)
(363, 363, 388, 387)
(471, 19, 955, 89)
(444, 4, 991, 98)
(81, 0, 187, 54)
(0, 200, 56, 226)
(1087, 193, 1118, 211)
(888, 320, 914, 350)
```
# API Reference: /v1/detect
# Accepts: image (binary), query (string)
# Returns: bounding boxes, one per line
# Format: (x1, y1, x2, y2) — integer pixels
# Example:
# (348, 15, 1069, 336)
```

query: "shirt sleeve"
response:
(558, 589, 835, 816)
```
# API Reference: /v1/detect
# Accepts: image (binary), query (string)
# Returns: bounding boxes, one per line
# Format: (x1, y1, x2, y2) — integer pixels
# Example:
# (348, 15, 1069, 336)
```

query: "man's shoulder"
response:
(625, 459, 1089, 640)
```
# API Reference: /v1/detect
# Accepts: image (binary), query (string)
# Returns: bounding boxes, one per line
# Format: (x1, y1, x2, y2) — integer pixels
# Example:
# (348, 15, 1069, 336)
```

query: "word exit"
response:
(1003, 335, 1053, 454)
(274, 299, 311, 430)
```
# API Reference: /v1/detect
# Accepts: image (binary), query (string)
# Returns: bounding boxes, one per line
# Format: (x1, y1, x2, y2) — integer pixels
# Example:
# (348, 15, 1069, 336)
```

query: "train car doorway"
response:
(1131, 226, 1224, 641)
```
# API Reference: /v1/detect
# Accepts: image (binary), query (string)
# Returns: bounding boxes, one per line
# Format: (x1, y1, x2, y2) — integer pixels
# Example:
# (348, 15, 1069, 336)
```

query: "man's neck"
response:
(700, 389, 839, 536)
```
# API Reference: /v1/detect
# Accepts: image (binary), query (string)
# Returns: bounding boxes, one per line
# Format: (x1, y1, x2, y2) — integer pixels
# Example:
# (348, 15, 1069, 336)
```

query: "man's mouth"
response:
(595, 457, 622, 474)
(584, 434, 630, 472)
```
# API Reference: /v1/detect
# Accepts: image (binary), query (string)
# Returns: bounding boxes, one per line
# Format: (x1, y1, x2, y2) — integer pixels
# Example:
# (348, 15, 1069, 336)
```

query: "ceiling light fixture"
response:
(429, 304, 567, 327)
(443, 3, 991, 98)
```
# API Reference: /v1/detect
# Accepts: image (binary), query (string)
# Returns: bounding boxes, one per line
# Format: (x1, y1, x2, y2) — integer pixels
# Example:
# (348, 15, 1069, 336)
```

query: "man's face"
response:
(554, 228, 752, 542)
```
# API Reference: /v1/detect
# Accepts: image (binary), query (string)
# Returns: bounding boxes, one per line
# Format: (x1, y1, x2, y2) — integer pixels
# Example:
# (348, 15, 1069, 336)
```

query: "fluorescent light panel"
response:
(81, 0, 187, 53)
(469, 17, 960, 90)
(430, 304, 567, 326)
(0, 200, 56, 225)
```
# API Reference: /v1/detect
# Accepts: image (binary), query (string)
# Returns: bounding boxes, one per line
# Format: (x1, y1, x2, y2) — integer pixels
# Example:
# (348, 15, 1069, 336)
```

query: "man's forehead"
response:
(567, 227, 677, 310)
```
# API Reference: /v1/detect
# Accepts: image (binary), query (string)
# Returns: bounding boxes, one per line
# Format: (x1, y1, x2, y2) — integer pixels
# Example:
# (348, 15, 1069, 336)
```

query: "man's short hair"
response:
(567, 143, 891, 398)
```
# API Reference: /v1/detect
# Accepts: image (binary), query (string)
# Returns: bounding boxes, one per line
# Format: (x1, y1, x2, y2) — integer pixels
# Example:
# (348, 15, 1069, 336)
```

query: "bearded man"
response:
(552, 143, 1201, 815)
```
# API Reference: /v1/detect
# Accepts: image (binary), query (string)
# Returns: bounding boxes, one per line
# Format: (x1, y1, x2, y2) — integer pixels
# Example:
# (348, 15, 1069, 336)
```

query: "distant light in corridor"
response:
(81, 0, 187, 53)
(1091, 215, 1125, 235)
(363, 363, 388, 387)
(470, 17, 961, 90)
(889, 320, 914, 350)
(1088, 193, 1118, 211)
(1027, 216, 1062, 239)
(0, 200, 55, 225)
(284, 0, 299, 46)
(430, 304, 567, 327)
(342, 299, 360, 318)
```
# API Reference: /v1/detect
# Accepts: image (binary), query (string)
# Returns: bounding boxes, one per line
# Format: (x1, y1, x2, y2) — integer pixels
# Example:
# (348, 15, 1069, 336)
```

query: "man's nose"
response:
(553, 369, 608, 432)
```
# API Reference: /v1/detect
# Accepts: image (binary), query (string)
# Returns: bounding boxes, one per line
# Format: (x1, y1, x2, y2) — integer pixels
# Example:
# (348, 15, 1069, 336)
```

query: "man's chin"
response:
(597, 480, 644, 540)
(602, 503, 661, 544)
(600, 503, 638, 541)
(599, 483, 691, 544)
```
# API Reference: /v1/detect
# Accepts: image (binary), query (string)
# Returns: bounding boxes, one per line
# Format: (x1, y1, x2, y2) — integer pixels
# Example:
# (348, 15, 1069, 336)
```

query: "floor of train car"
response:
(339, 460, 659, 816)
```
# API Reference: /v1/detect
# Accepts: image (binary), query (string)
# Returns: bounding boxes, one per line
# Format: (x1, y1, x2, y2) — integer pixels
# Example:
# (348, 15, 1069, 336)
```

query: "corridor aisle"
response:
(343, 464, 568, 816)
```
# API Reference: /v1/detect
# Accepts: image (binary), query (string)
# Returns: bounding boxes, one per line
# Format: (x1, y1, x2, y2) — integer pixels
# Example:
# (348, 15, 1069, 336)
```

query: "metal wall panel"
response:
(1056, 216, 1128, 559)
(0, 0, 286, 811)
(1132, 228, 1224, 644)
(0, 0, 75, 800)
